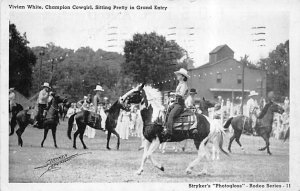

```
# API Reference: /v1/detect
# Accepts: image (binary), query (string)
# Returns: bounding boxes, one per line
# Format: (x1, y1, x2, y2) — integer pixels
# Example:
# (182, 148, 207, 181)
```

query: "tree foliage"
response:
(257, 40, 289, 100)
(122, 32, 187, 90)
(30, 43, 124, 102)
(9, 22, 36, 96)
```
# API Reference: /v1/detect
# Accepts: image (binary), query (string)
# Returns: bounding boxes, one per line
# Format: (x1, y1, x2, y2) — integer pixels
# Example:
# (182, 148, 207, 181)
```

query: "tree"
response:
(257, 40, 289, 100)
(9, 22, 36, 96)
(122, 32, 186, 90)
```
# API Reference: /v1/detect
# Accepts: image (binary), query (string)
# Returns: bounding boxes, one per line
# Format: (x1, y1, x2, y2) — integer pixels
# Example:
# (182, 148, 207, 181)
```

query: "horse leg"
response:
(41, 128, 49, 147)
(148, 138, 164, 171)
(51, 126, 58, 148)
(79, 131, 87, 149)
(9, 115, 17, 136)
(235, 132, 245, 153)
(194, 140, 200, 150)
(160, 142, 167, 153)
(106, 131, 112, 150)
(259, 133, 271, 155)
(228, 132, 236, 153)
(73, 128, 81, 149)
(186, 141, 206, 175)
(16, 124, 26, 147)
(136, 140, 151, 175)
(111, 129, 120, 150)
(182, 139, 188, 152)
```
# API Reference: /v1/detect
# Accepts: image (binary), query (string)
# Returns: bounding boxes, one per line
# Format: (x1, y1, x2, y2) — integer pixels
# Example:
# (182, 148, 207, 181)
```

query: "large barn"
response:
(188, 44, 266, 102)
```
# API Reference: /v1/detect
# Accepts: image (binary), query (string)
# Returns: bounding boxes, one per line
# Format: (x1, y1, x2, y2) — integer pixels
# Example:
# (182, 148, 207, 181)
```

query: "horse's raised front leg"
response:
(136, 140, 151, 175)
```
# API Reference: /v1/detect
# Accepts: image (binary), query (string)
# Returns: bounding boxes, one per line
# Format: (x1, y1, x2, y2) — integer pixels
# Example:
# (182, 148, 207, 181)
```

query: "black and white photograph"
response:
(1, 0, 300, 190)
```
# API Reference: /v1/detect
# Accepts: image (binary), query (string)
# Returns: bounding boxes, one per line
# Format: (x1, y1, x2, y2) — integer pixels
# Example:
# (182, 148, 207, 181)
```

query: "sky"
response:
(8, 0, 290, 67)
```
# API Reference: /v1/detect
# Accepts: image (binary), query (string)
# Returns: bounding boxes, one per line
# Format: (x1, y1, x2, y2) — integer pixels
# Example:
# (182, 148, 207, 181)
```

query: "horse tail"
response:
(223, 117, 233, 129)
(68, 113, 76, 139)
(218, 130, 229, 156)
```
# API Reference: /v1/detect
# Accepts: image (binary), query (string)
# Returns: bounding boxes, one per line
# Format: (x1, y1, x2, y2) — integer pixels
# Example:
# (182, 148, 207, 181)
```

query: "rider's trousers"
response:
(166, 103, 184, 134)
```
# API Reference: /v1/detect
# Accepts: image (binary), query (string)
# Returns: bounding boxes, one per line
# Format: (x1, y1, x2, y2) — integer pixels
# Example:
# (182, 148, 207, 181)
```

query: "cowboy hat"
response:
(9, 87, 15, 92)
(249, 91, 258, 97)
(174, 68, 190, 78)
(94, 85, 104, 91)
(189, 88, 197, 94)
(41, 82, 51, 89)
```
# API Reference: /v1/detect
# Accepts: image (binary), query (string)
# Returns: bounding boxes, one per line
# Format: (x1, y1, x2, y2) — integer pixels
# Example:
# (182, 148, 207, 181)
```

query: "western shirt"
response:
(37, 89, 49, 105)
(175, 81, 188, 98)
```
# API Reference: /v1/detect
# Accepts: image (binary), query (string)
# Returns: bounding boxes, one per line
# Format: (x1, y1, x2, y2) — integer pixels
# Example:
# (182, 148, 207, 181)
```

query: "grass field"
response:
(9, 120, 289, 183)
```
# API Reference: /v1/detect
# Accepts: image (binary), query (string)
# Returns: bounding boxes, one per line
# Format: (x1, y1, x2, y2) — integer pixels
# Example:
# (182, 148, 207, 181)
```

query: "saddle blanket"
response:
(173, 109, 197, 131)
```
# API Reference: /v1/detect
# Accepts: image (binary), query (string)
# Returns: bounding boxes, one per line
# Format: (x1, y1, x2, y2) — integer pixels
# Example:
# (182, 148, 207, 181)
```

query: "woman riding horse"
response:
(163, 68, 189, 141)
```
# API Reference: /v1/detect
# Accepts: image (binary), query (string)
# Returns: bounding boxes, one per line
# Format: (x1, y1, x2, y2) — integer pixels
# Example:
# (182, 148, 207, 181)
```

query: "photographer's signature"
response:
(34, 152, 91, 177)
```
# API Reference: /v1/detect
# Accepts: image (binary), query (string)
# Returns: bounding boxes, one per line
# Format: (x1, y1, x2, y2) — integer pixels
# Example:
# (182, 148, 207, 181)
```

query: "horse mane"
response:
(142, 86, 164, 123)
(257, 102, 273, 119)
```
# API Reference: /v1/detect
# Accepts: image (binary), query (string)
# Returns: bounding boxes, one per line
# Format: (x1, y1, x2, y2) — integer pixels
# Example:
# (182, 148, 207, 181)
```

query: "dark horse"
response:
(224, 102, 284, 155)
(67, 86, 142, 150)
(123, 84, 228, 175)
(11, 94, 67, 147)
(9, 103, 24, 136)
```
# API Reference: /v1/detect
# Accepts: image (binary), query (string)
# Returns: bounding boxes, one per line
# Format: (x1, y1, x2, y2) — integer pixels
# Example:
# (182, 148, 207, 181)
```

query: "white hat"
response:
(84, 96, 88, 99)
(9, 87, 15, 92)
(94, 85, 104, 91)
(42, 82, 51, 89)
(249, 91, 258, 97)
(174, 68, 190, 78)
(104, 97, 108, 100)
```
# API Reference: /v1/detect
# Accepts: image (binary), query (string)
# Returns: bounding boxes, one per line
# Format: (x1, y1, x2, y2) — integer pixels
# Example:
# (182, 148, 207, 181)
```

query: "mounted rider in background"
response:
(33, 82, 51, 128)
(246, 91, 259, 134)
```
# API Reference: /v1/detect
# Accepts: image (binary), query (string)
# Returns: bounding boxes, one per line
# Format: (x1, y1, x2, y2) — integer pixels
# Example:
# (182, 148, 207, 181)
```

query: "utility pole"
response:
(240, 60, 245, 115)
(38, 50, 45, 91)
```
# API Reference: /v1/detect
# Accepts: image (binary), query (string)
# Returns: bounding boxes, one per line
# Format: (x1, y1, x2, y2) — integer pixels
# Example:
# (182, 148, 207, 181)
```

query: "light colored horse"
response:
(128, 85, 228, 175)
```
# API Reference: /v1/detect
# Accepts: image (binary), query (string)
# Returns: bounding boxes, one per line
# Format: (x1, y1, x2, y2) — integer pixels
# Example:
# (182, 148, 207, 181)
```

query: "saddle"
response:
(173, 109, 196, 131)
(87, 112, 102, 130)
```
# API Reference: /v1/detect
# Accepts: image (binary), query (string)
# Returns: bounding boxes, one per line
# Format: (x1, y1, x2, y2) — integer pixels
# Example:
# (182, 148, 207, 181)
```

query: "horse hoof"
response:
(9, 132, 14, 136)
(106, 147, 111, 150)
(55, 146, 58, 148)
(268, 152, 272, 155)
(186, 169, 192, 175)
(84, 147, 88, 149)
(197, 171, 208, 176)
(135, 169, 143, 175)
(73, 146, 77, 149)
(160, 166, 164, 172)
(41, 144, 43, 148)
(182, 147, 185, 152)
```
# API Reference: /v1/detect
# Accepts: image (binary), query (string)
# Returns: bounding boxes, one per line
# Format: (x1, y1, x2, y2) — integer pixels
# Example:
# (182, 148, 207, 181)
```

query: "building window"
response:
(216, 73, 222, 83)
(237, 74, 242, 84)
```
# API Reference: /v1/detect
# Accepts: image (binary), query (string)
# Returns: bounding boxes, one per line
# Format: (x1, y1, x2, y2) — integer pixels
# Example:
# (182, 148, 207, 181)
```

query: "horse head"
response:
(270, 102, 284, 114)
(120, 83, 146, 106)
(199, 97, 215, 115)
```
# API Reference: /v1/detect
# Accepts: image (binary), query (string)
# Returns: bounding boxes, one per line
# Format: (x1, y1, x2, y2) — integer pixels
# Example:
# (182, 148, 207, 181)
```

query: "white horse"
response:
(126, 85, 228, 176)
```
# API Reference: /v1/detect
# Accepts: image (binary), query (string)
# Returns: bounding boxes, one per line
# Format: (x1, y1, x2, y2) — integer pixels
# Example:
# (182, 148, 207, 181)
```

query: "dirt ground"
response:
(9, 120, 289, 183)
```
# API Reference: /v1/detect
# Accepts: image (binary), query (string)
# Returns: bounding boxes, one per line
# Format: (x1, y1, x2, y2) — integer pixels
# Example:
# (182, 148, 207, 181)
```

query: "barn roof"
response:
(209, 44, 234, 54)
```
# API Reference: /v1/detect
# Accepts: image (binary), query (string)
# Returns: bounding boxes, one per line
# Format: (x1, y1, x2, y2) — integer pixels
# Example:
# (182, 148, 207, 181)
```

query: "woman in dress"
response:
(116, 110, 132, 140)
